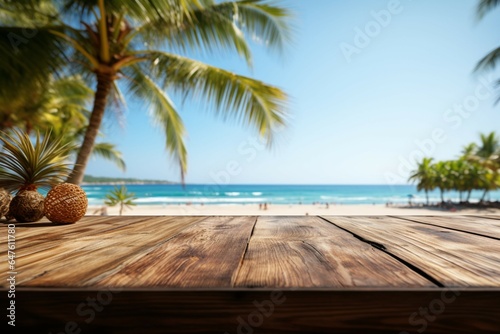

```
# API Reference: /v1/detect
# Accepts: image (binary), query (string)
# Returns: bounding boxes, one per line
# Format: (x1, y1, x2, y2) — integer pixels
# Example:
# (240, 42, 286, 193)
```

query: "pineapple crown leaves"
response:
(0, 129, 78, 192)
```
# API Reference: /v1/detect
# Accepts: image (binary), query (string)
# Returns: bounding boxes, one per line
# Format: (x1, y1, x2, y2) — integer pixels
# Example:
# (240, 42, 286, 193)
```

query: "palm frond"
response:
(125, 67, 188, 181)
(50, 75, 94, 107)
(0, 130, 76, 192)
(61, 0, 205, 23)
(137, 2, 253, 65)
(92, 142, 126, 171)
(212, 0, 293, 52)
(105, 82, 127, 128)
(0, 26, 69, 96)
(139, 51, 288, 141)
(477, 0, 500, 19)
(475, 46, 500, 72)
(0, 0, 59, 26)
(137, 0, 292, 59)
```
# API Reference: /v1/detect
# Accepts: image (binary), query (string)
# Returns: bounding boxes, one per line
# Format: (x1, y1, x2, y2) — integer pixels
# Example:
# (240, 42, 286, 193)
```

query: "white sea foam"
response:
(134, 197, 265, 204)
(190, 191, 203, 195)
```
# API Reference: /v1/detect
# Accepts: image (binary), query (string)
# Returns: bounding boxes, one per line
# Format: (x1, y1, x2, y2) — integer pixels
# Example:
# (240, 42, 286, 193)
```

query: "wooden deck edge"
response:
(13, 290, 500, 333)
(9, 287, 500, 291)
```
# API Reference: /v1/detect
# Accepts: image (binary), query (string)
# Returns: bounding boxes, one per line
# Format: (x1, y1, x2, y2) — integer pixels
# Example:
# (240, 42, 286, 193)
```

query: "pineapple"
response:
(0, 188, 10, 218)
(0, 130, 75, 222)
(45, 183, 88, 223)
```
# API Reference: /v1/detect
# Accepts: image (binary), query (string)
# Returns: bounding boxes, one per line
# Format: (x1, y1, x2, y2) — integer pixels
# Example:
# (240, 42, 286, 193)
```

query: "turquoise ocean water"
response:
(81, 184, 500, 206)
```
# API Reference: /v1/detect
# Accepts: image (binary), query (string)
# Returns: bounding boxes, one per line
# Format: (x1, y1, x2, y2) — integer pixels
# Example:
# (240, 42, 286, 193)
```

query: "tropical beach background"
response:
(3, 0, 500, 216)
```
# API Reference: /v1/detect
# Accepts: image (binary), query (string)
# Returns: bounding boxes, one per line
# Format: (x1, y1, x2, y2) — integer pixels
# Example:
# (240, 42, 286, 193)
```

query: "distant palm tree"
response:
(0, 1, 292, 185)
(105, 186, 137, 215)
(449, 159, 464, 202)
(461, 143, 478, 158)
(462, 132, 500, 202)
(433, 161, 455, 203)
(409, 157, 436, 205)
(465, 132, 500, 201)
(476, 132, 500, 161)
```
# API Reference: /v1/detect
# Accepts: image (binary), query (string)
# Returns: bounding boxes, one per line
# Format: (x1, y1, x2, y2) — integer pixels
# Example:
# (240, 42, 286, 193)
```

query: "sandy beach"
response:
(86, 204, 500, 216)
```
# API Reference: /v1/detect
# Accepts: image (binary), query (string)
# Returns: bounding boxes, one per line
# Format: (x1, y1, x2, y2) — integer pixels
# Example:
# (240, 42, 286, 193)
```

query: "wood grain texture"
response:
(0, 216, 205, 287)
(234, 216, 433, 288)
(2, 215, 499, 291)
(471, 215, 500, 220)
(94, 216, 257, 288)
(15, 289, 500, 334)
(395, 215, 500, 240)
(322, 216, 500, 287)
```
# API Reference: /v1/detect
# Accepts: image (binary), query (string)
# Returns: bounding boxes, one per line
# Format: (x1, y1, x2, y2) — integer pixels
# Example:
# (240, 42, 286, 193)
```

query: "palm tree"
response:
(464, 132, 500, 201)
(433, 161, 454, 203)
(0, 75, 126, 171)
(1, 1, 292, 185)
(448, 159, 464, 202)
(409, 157, 436, 205)
(104, 185, 137, 215)
(0, 75, 91, 133)
(461, 143, 478, 158)
(476, 132, 500, 163)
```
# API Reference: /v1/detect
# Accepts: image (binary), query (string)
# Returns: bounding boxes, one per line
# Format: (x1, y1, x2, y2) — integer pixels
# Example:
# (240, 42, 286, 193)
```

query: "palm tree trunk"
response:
(440, 188, 444, 203)
(425, 190, 429, 206)
(480, 189, 489, 203)
(67, 71, 114, 185)
(466, 190, 472, 203)
(120, 203, 123, 216)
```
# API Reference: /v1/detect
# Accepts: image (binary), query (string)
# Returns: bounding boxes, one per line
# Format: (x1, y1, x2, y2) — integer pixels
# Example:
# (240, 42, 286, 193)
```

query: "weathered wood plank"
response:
(0, 216, 205, 287)
(471, 215, 500, 220)
(395, 215, 500, 240)
(322, 216, 500, 287)
(94, 216, 257, 288)
(15, 289, 500, 334)
(0, 217, 147, 259)
(234, 216, 433, 288)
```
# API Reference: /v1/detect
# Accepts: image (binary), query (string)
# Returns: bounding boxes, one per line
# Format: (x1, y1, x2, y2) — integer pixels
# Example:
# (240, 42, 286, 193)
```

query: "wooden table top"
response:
(2, 215, 499, 289)
(3, 215, 500, 333)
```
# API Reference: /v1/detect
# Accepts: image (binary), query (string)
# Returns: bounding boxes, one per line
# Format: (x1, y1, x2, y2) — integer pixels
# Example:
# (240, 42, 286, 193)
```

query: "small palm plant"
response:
(104, 186, 137, 216)
(0, 130, 76, 222)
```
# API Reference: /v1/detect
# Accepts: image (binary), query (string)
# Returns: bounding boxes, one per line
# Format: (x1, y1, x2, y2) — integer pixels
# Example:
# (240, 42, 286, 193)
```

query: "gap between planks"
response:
(390, 215, 500, 241)
(318, 216, 445, 287)
(234, 216, 434, 288)
(230, 216, 258, 287)
(320, 216, 500, 287)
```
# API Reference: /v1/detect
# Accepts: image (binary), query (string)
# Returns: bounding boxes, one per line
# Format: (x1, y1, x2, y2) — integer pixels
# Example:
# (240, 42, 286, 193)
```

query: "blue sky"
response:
(86, 0, 500, 185)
